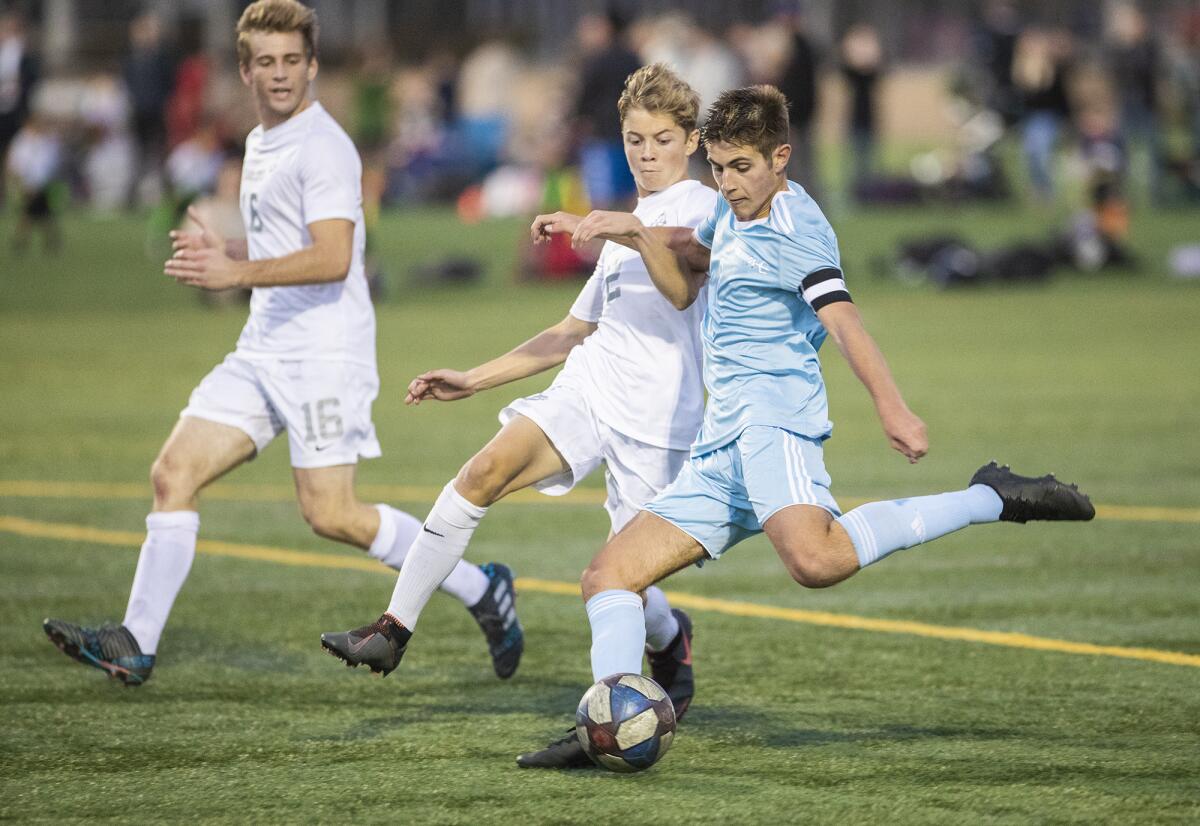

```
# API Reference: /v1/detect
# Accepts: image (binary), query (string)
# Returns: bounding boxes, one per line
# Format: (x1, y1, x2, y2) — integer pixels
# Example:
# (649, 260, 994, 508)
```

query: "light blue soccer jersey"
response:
(690, 181, 850, 456)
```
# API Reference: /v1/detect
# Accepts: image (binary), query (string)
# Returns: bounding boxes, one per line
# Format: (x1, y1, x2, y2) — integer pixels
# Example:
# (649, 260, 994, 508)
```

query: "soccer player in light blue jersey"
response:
(526, 85, 1094, 763)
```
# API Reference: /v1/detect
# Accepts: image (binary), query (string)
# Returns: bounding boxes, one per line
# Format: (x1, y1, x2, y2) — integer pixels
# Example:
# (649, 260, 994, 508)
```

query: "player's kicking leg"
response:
(44, 416, 256, 685)
(517, 511, 707, 768)
(320, 415, 567, 678)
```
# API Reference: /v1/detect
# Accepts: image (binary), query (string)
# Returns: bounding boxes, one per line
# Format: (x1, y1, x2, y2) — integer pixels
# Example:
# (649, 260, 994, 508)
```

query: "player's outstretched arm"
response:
(165, 216, 352, 290)
(571, 211, 710, 310)
(817, 301, 928, 463)
(405, 313, 598, 405)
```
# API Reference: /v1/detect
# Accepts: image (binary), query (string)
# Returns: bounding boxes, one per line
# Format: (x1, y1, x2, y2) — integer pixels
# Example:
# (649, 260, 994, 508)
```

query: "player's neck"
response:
(258, 96, 313, 132)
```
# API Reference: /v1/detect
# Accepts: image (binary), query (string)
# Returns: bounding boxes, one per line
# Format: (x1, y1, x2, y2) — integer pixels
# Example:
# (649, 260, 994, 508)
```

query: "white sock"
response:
(122, 511, 199, 655)
(385, 481, 487, 629)
(643, 586, 680, 652)
(586, 589, 645, 680)
(370, 502, 489, 607)
(367, 504, 422, 570)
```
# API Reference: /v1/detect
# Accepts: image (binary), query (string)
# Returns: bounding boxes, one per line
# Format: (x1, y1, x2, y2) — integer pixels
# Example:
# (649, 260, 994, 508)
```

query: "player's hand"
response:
(571, 211, 643, 247)
(880, 406, 928, 464)
(164, 245, 244, 290)
(169, 205, 227, 255)
(405, 369, 476, 405)
(530, 211, 582, 244)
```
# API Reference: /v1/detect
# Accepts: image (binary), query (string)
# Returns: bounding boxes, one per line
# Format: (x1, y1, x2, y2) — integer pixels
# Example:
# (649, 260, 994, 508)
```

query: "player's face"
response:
(239, 31, 317, 128)
(622, 108, 699, 198)
(706, 139, 791, 221)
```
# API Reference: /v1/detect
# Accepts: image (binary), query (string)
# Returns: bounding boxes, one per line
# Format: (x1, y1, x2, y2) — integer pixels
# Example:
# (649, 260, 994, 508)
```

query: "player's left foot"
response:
(971, 461, 1096, 523)
(647, 608, 694, 720)
(42, 619, 155, 686)
(320, 614, 411, 676)
(516, 727, 594, 769)
(467, 562, 524, 679)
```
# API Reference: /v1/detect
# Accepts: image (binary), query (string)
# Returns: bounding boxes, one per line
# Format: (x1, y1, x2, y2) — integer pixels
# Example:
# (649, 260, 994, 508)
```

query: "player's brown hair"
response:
(617, 63, 701, 134)
(236, 0, 318, 66)
(699, 85, 790, 160)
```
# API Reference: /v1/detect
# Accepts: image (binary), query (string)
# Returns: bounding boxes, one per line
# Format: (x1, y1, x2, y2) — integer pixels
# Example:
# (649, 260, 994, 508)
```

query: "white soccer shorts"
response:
(499, 374, 688, 533)
(180, 354, 382, 469)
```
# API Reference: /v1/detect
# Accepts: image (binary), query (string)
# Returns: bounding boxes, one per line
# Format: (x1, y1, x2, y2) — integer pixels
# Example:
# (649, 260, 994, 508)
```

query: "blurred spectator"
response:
(573, 11, 640, 208)
(456, 40, 519, 175)
(841, 23, 884, 196)
(166, 19, 210, 150)
(1013, 28, 1073, 201)
(0, 7, 38, 209)
(6, 112, 61, 253)
(122, 11, 175, 206)
(1105, 2, 1164, 203)
(80, 73, 134, 213)
(351, 41, 394, 159)
(974, 0, 1021, 125)
(774, 6, 823, 201)
(637, 14, 745, 115)
(165, 119, 223, 206)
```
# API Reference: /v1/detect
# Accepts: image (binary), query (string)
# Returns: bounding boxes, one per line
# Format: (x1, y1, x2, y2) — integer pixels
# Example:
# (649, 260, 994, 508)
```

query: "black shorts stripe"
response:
(800, 267, 844, 290)
(809, 290, 853, 311)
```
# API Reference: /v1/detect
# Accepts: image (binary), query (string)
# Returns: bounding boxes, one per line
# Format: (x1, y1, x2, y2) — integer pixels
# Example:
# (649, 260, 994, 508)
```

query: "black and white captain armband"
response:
(800, 268, 852, 311)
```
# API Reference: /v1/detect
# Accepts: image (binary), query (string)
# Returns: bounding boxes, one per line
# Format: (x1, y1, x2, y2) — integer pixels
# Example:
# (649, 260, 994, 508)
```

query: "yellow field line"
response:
(2, 514, 1197, 670)
(2, 480, 1198, 524)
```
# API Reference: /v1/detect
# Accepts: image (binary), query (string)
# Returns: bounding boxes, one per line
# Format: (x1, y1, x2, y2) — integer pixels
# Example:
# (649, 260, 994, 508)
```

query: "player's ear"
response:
(772, 143, 792, 175)
(307, 56, 319, 82)
(238, 60, 252, 87)
(684, 128, 700, 157)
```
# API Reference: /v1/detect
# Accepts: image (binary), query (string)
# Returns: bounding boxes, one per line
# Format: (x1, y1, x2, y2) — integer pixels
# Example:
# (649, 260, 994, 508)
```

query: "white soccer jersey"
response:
(234, 102, 374, 367)
(564, 178, 718, 450)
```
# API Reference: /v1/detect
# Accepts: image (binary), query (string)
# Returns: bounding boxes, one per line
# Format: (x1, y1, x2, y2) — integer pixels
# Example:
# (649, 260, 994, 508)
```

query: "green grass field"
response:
(1, 204, 1198, 824)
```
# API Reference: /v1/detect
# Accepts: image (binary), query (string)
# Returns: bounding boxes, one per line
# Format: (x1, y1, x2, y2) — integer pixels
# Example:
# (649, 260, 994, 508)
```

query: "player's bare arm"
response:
(817, 301, 928, 463)
(170, 206, 248, 261)
(164, 215, 352, 290)
(406, 313, 598, 405)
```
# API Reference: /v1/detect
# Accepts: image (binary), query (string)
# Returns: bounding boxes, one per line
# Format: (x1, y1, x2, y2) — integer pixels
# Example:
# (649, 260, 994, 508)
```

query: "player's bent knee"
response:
(301, 503, 354, 543)
(456, 450, 509, 505)
(779, 546, 841, 589)
(149, 453, 199, 509)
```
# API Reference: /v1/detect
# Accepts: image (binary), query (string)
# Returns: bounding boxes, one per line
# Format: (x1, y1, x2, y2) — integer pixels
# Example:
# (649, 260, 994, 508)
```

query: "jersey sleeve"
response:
(569, 261, 605, 323)
(691, 194, 724, 249)
(298, 132, 362, 225)
(779, 215, 851, 311)
(679, 185, 720, 230)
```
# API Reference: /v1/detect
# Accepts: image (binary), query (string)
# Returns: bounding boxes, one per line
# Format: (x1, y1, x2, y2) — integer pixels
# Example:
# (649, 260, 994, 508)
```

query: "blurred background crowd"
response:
(2, 0, 1200, 281)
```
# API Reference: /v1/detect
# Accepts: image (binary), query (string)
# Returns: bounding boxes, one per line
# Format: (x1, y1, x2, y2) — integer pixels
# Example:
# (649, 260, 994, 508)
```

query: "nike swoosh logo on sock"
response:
(422, 525, 445, 537)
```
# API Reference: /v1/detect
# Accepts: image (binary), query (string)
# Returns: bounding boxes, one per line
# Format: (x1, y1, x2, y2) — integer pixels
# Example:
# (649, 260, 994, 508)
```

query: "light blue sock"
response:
(837, 484, 1002, 568)
(586, 589, 646, 681)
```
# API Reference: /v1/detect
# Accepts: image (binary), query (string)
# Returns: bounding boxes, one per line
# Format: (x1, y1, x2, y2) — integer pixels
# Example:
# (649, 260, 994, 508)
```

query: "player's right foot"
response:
(42, 619, 155, 686)
(647, 608, 694, 720)
(516, 727, 595, 769)
(970, 461, 1096, 523)
(320, 614, 411, 677)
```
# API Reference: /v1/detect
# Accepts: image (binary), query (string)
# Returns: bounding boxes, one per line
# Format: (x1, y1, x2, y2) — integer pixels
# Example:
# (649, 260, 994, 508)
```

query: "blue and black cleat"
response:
(469, 562, 524, 679)
(43, 619, 155, 686)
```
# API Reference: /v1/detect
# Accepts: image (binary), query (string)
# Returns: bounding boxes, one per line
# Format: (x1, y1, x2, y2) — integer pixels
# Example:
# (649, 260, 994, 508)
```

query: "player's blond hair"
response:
(617, 63, 701, 134)
(236, 0, 318, 66)
(700, 85, 790, 160)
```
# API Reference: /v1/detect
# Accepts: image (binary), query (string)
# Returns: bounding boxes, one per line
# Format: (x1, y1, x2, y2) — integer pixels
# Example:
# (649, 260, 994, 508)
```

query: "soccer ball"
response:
(575, 673, 677, 772)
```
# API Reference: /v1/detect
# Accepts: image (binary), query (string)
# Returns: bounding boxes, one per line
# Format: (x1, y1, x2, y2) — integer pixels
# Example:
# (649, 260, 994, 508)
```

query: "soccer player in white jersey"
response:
(320, 65, 718, 747)
(42, 0, 518, 686)
(527, 85, 1095, 762)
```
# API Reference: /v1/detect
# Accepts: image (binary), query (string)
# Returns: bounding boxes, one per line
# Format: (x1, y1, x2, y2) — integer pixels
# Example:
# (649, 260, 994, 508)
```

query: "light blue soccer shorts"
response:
(644, 425, 841, 559)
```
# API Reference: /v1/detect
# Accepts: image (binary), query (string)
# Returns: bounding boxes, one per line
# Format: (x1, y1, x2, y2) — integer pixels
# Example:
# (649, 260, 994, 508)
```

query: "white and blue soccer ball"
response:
(575, 673, 676, 772)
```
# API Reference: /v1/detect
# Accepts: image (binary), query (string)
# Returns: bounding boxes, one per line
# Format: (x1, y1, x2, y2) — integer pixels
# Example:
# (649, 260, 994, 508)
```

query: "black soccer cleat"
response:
(468, 562, 524, 679)
(43, 619, 155, 686)
(516, 727, 595, 769)
(320, 614, 412, 677)
(970, 461, 1096, 524)
(647, 608, 694, 721)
